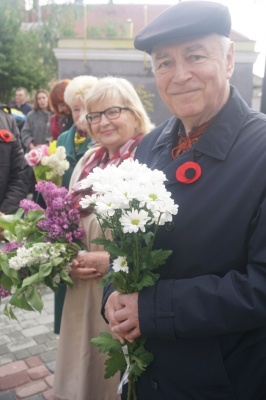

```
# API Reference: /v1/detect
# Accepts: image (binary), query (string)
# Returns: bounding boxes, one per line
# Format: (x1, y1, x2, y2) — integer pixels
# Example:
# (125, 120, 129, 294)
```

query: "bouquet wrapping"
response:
(78, 159, 178, 400)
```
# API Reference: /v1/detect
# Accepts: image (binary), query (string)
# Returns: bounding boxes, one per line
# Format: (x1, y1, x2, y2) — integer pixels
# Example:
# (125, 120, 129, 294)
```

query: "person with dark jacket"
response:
(103, 2, 266, 400)
(10, 87, 32, 132)
(0, 104, 29, 215)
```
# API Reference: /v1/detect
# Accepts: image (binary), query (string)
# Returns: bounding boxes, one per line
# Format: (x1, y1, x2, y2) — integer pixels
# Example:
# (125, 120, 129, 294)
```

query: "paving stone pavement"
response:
(0, 288, 58, 399)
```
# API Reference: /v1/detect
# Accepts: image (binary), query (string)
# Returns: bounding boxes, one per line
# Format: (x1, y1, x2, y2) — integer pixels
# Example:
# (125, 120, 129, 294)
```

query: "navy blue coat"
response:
(115, 87, 266, 399)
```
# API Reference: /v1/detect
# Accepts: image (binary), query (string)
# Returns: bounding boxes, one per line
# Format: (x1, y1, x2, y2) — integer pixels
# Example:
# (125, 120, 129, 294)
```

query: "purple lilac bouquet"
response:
(0, 181, 85, 319)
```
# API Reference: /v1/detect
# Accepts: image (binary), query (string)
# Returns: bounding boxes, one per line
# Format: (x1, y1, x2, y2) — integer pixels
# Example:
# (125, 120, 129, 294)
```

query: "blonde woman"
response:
(53, 77, 154, 400)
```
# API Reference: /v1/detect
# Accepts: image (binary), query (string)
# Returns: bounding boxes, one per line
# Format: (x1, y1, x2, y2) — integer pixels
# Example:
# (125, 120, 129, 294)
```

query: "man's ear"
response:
(226, 41, 235, 79)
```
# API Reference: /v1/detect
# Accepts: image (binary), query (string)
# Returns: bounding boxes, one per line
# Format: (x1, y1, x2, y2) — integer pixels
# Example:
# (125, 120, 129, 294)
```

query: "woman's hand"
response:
(70, 250, 110, 281)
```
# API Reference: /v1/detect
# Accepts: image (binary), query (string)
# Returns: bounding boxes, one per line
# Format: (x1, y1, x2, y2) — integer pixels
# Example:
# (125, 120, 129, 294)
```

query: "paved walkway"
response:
(0, 288, 58, 399)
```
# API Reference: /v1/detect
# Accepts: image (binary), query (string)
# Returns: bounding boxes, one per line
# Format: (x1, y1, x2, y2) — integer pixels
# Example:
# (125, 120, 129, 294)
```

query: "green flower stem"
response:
(127, 373, 137, 400)
(133, 233, 140, 285)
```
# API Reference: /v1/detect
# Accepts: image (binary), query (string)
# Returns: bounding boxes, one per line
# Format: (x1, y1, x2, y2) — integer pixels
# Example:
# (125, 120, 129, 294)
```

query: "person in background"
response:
(10, 87, 32, 116)
(21, 89, 52, 152)
(57, 75, 98, 189)
(49, 79, 73, 140)
(103, 2, 266, 400)
(10, 87, 32, 132)
(53, 76, 154, 400)
(20, 89, 52, 200)
(54, 75, 98, 335)
(0, 104, 29, 219)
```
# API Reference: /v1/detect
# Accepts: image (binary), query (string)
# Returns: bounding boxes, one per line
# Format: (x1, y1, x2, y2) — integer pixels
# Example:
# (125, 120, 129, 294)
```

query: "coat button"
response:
(150, 379, 158, 390)
(165, 221, 174, 231)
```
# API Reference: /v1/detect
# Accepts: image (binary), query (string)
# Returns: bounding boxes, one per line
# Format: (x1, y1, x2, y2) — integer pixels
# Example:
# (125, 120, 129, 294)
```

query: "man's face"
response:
(152, 34, 234, 130)
(15, 90, 27, 106)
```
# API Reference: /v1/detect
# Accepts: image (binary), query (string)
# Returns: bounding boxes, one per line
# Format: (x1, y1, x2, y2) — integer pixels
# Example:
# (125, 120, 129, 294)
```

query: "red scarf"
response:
(171, 120, 213, 159)
(72, 135, 143, 215)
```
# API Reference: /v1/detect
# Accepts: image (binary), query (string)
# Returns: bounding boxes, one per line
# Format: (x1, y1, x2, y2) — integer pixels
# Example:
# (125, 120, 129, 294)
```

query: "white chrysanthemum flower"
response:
(95, 192, 119, 216)
(79, 193, 98, 209)
(120, 209, 150, 233)
(112, 256, 129, 273)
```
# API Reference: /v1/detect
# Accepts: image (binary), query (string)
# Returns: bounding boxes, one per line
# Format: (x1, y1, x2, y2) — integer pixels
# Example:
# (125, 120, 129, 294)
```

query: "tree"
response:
(0, 1, 58, 103)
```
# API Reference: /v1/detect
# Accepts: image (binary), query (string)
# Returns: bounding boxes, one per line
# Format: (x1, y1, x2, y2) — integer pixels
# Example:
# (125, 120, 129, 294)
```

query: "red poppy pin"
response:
(0, 129, 13, 143)
(176, 161, 201, 184)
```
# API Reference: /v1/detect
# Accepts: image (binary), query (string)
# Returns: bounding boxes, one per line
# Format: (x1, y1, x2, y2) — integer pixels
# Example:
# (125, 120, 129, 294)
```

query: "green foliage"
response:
(0, 208, 78, 319)
(0, 1, 80, 103)
(135, 85, 155, 114)
(87, 19, 127, 39)
(91, 332, 154, 382)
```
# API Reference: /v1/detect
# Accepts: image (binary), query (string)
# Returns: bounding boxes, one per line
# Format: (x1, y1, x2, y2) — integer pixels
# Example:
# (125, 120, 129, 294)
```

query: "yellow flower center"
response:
(149, 193, 158, 201)
(132, 219, 140, 225)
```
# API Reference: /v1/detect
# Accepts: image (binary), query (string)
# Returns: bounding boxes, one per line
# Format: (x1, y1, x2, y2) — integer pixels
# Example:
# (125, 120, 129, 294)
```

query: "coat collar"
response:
(152, 86, 249, 161)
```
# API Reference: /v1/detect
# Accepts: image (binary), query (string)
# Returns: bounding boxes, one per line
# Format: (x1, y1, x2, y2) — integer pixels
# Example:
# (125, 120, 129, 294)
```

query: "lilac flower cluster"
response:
(2, 241, 21, 254)
(19, 199, 43, 213)
(35, 181, 84, 243)
(0, 284, 11, 299)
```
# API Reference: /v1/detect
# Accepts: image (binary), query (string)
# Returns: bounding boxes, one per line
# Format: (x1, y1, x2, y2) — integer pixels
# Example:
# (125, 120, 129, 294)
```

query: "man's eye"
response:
(188, 55, 205, 62)
(157, 60, 171, 70)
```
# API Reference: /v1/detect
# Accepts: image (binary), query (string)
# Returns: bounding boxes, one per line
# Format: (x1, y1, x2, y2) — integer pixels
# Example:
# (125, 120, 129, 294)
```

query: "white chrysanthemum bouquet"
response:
(79, 159, 178, 400)
(25, 142, 69, 186)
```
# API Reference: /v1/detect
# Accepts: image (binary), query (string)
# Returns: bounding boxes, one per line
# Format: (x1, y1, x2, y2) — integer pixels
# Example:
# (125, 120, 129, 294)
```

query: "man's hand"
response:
(105, 291, 141, 343)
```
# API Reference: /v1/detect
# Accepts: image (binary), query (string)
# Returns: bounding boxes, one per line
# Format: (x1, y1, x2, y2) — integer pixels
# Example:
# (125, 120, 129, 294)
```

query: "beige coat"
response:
(53, 148, 120, 400)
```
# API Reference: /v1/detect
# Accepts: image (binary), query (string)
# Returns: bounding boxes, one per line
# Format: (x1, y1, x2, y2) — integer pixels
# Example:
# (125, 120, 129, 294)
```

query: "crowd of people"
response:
(1, 1, 266, 399)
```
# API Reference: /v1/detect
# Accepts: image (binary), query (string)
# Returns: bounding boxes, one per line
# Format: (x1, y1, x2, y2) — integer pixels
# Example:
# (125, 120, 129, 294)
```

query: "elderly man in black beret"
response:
(104, 2, 266, 399)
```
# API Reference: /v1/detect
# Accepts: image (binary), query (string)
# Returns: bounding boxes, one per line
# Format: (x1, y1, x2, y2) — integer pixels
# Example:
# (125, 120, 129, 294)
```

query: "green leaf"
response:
(0, 212, 21, 231)
(27, 287, 43, 313)
(38, 262, 53, 278)
(91, 332, 122, 353)
(0, 257, 20, 282)
(150, 249, 172, 269)
(4, 304, 18, 321)
(0, 273, 14, 290)
(104, 350, 127, 378)
(60, 269, 73, 287)
(91, 332, 127, 378)
(134, 273, 159, 291)
(22, 272, 41, 288)
(9, 292, 35, 311)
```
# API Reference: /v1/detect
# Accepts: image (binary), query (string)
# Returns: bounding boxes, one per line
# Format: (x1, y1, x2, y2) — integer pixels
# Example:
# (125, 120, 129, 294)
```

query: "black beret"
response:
(134, 1, 231, 54)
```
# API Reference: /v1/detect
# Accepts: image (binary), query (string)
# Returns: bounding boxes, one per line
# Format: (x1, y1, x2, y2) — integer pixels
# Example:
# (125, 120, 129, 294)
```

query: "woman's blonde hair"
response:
(84, 76, 154, 137)
(64, 75, 98, 110)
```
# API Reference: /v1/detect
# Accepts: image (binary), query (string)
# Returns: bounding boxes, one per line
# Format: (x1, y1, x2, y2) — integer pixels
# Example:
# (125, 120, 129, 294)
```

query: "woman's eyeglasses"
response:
(85, 106, 129, 124)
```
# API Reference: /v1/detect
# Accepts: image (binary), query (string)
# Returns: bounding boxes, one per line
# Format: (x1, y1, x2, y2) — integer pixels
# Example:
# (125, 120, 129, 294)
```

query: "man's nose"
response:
(172, 62, 191, 82)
